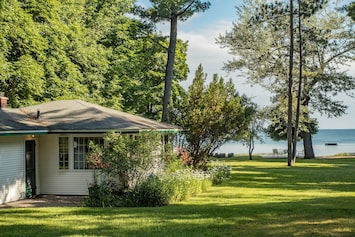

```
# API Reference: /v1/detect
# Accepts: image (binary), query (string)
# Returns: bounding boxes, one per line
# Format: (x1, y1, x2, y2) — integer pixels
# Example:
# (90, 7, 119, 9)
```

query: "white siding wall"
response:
(39, 134, 96, 195)
(0, 136, 25, 204)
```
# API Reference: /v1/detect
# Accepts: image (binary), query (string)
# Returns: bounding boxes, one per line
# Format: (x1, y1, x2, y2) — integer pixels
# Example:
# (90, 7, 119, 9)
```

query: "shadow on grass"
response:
(229, 157, 355, 193)
(2, 196, 354, 237)
(1, 158, 355, 237)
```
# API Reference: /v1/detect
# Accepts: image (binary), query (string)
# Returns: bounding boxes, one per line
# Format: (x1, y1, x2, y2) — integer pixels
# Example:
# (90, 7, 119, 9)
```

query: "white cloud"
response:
(179, 20, 234, 81)
(178, 20, 272, 106)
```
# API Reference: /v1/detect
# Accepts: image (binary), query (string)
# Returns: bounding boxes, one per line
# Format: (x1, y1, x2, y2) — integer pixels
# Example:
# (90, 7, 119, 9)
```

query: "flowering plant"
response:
(175, 147, 193, 167)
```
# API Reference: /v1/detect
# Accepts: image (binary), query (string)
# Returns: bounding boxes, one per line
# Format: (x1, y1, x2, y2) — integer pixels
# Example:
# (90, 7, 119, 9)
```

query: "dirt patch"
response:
(0, 195, 86, 208)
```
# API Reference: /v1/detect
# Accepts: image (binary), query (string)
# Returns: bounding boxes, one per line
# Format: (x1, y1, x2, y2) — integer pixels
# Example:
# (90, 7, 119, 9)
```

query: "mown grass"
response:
(1, 157, 355, 237)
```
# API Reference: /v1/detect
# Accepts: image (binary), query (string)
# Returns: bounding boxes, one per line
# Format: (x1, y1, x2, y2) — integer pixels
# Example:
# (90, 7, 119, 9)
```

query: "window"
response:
(74, 137, 104, 170)
(59, 137, 69, 169)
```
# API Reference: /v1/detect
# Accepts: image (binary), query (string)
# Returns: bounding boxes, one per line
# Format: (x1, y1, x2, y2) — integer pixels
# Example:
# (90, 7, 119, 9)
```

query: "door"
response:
(25, 140, 36, 197)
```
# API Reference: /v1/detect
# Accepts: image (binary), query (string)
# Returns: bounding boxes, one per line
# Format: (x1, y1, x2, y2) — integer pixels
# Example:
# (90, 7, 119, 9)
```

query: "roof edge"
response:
(0, 130, 48, 136)
(48, 129, 181, 134)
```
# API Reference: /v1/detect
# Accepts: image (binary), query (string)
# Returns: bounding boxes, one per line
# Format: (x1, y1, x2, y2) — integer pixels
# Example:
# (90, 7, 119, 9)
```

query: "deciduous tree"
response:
(0, 0, 189, 121)
(238, 103, 265, 160)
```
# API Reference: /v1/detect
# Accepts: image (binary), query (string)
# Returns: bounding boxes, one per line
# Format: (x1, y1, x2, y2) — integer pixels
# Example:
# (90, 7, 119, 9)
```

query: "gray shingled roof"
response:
(0, 100, 180, 135)
(0, 108, 47, 135)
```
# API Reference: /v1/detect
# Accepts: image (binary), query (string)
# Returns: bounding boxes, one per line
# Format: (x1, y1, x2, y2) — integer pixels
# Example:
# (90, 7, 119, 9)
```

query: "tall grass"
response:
(1, 157, 355, 237)
(163, 169, 212, 202)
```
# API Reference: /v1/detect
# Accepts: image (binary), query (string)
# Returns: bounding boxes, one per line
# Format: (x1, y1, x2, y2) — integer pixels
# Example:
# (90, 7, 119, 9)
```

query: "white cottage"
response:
(0, 96, 179, 204)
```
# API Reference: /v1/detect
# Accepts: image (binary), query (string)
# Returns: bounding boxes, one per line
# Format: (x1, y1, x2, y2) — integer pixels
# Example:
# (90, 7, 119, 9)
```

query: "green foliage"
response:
(217, 0, 355, 158)
(218, 0, 355, 114)
(237, 100, 266, 160)
(25, 179, 33, 198)
(86, 131, 165, 207)
(0, 0, 188, 118)
(162, 169, 212, 202)
(0, 1, 46, 106)
(265, 95, 319, 141)
(90, 131, 163, 192)
(85, 179, 119, 208)
(348, 2, 355, 21)
(137, 0, 211, 22)
(85, 131, 216, 207)
(5, 158, 355, 236)
(174, 65, 253, 169)
(111, 36, 189, 119)
(207, 161, 232, 185)
(131, 174, 170, 207)
(134, 0, 208, 122)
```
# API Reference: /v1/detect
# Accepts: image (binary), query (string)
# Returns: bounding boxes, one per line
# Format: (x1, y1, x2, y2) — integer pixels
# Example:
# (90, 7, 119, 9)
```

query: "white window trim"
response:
(59, 134, 104, 171)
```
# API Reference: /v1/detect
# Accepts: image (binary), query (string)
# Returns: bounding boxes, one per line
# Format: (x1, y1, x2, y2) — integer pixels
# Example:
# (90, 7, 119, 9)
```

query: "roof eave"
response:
(47, 128, 181, 134)
(0, 130, 49, 136)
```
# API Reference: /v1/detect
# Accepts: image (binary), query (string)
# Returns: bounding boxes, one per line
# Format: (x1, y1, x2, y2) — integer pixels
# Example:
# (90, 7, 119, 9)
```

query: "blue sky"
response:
(137, 0, 355, 129)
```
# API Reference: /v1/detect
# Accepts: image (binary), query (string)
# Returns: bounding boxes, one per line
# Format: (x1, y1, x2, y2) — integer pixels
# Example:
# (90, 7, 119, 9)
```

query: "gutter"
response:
(0, 130, 48, 136)
(48, 128, 182, 134)
(0, 128, 182, 136)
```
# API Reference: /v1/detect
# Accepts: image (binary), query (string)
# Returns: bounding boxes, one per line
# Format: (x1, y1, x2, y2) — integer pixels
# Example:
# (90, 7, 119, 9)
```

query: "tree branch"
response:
(177, 0, 197, 17)
(324, 44, 355, 66)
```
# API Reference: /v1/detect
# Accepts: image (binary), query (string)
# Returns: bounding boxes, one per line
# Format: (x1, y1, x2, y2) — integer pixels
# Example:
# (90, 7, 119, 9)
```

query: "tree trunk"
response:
(162, 15, 178, 123)
(287, 0, 295, 166)
(301, 95, 315, 158)
(248, 135, 254, 160)
(302, 130, 315, 158)
(292, 0, 303, 163)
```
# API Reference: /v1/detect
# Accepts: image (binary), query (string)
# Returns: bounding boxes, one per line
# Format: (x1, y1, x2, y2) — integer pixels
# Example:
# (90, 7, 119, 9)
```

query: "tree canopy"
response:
(174, 65, 253, 169)
(134, 0, 210, 122)
(0, 0, 188, 120)
(217, 0, 355, 158)
(348, 2, 355, 21)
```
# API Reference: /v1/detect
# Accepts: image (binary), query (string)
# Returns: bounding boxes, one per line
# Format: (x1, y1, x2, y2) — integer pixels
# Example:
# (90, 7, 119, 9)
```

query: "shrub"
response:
(85, 131, 218, 207)
(208, 162, 232, 185)
(87, 131, 164, 193)
(85, 180, 119, 207)
(85, 166, 215, 207)
(131, 175, 170, 207)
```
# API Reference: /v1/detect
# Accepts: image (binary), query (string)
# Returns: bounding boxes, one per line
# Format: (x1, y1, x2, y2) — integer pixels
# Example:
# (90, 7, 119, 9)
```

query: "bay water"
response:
(216, 129, 355, 157)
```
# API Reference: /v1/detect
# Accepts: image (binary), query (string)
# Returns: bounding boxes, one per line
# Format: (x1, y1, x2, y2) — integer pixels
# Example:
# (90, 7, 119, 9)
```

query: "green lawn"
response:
(1, 157, 355, 237)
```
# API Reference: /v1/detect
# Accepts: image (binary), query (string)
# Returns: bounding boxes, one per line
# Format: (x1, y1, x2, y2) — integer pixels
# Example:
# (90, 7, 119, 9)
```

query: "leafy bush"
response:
(85, 131, 218, 207)
(85, 179, 120, 207)
(208, 162, 232, 185)
(131, 175, 170, 207)
(87, 131, 164, 192)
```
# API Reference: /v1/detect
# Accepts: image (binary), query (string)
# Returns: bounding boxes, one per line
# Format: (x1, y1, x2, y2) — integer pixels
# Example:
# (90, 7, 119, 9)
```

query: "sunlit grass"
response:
(1, 156, 355, 236)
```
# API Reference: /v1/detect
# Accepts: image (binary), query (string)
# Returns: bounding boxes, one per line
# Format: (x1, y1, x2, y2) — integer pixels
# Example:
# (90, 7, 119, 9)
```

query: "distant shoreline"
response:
(217, 129, 355, 157)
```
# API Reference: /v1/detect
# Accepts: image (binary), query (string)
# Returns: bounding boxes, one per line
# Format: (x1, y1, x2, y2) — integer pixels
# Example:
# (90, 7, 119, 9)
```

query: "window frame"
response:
(59, 137, 69, 170)
(73, 137, 104, 170)
(58, 135, 104, 171)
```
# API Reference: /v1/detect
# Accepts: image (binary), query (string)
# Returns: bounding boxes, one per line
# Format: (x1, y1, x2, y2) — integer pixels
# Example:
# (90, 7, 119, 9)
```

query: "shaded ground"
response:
(0, 195, 86, 208)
